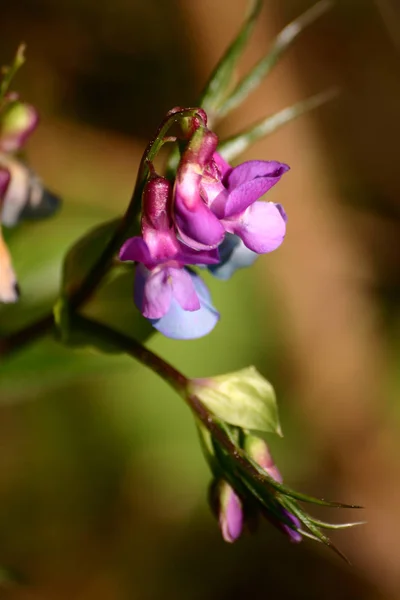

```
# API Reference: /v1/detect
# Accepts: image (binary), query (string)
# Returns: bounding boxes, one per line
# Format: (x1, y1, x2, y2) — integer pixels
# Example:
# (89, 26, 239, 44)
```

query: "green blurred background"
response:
(1, 0, 400, 598)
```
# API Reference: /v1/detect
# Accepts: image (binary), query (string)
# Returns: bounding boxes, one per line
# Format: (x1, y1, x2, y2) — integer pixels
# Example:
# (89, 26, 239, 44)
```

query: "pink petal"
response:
(170, 267, 200, 311)
(223, 201, 286, 254)
(142, 268, 173, 319)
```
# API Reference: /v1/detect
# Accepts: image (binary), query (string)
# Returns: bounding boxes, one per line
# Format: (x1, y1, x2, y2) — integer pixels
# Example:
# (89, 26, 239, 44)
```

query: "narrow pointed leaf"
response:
(307, 518, 366, 530)
(283, 497, 351, 563)
(199, 0, 262, 122)
(218, 0, 333, 118)
(219, 89, 338, 163)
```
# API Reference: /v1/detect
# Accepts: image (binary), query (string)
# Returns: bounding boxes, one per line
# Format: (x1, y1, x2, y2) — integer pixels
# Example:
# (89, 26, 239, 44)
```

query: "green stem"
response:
(72, 314, 188, 394)
(0, 313, 53, 359)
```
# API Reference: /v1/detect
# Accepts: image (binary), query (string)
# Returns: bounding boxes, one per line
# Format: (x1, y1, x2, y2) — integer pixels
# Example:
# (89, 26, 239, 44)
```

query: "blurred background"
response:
(1, 0, 400, 598)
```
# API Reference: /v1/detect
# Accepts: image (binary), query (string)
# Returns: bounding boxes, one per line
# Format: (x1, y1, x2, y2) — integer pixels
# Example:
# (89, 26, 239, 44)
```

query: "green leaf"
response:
(199, 0, 262, 123)
(191, 366, 282, 435)
(219, 89, 337, 163)
(81, 266, 154, 346)
(218, 0, 333, 119)
(61, 217, 121, 298)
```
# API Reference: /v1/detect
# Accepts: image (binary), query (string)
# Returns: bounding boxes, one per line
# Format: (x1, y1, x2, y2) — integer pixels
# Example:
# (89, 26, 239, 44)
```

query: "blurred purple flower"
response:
(0, 100, 39, 153)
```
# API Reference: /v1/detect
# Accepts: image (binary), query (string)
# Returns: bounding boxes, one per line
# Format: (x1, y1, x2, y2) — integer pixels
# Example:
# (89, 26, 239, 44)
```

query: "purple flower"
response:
(173, 136, 288, 256)
(135, 266, 220, 340)
(120, 175, 220, 338)
(0, 155, 60, 227)
(174, 130, 225, 250)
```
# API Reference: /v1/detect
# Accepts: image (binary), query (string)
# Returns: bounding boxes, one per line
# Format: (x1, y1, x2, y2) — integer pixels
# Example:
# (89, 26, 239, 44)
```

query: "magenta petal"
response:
(223, 160, 289, 217)
(170, 268, 200, 312)
(224, 202, 286, 254)
(119, 237, 154, 267)
(174, 173, 225, 250)
(142, 268, 172, 319)
(143, 228, 180, 262)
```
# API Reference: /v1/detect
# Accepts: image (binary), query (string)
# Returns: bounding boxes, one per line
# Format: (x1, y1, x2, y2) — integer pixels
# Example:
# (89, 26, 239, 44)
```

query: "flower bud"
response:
(244, 434, 283, 483)
(245, 434, 302, 543)
(0, 101, 38, 153)
(211, 479, 243, 543)
(142, 175, 172, 231)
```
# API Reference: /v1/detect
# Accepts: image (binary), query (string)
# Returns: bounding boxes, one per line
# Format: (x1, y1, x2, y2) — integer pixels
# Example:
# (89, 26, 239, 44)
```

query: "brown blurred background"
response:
(1, 0, 400, 598)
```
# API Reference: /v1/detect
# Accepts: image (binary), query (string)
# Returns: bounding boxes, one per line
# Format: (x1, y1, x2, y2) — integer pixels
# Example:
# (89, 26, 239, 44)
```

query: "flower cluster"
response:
(119, 112, 288, 339)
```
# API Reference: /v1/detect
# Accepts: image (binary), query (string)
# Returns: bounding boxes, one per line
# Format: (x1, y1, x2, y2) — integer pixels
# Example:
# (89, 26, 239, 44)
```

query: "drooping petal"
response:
(119, 236, 155, 267)
(174, 167, 225, 250)
(170, 267, 200, 312)
(208, 234, 258, 280)
(223, 201, 286, 254)
(0, 102, 39, 153)
(142, 268, 173, 319)
(151, 270, 220, 339)
(220, 160, 289, 217)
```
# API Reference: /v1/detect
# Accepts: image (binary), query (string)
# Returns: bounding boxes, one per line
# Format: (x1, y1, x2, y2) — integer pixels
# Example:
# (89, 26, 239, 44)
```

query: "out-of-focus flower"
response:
(0, 166, 19, 303)
(0, 100, 39, 153)
(0, 90, 61, 303)
(0, 154, 60, 227)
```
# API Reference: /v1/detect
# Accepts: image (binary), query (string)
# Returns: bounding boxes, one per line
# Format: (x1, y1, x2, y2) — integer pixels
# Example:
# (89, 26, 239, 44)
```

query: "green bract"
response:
(190, 366, 282, 435)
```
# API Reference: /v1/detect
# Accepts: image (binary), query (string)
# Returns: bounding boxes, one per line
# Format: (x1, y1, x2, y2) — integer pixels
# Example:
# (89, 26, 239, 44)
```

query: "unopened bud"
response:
(244, 435, 283, 483)
(0, 102, 39, 153)
(142, 175, 172, 231)
(211, 479, 243, 543)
